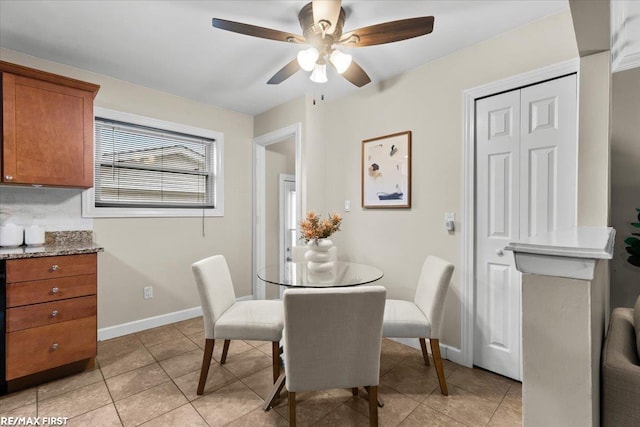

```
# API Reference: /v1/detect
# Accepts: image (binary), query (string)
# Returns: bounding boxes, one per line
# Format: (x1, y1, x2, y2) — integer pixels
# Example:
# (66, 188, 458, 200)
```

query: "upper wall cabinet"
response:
(0, 61, 100, 188)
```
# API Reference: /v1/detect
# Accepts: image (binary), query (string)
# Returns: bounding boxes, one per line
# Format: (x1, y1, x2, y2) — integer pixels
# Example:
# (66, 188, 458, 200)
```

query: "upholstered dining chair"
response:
(382, 256, 454, 395)
(192, 255, 284, 395)
(283, 286, 386, 427)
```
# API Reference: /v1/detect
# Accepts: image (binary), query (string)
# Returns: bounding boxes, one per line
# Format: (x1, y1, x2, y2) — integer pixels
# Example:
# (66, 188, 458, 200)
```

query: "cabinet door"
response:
(2, 72, 94, 187)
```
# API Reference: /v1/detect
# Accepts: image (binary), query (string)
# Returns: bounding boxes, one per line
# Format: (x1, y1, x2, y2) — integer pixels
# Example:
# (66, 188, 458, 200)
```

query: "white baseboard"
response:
(98, 306, 202, 341)
(441, 344, 466, 366)
(97, 295, 256, 341)
(389, 338, 465, 365)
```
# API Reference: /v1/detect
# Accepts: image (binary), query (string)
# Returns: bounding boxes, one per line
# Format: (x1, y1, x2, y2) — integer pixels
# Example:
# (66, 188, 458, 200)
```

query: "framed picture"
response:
(361, 131, 411, 209)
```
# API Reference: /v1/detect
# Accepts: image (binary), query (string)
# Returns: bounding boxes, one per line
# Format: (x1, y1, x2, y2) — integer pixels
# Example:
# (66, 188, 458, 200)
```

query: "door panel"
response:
(475, 89, 521, 380)
(520, 75, 577, 238)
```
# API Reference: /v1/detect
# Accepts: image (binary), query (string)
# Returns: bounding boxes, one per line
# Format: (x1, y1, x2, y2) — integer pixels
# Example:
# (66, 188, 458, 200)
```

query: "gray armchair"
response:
(602, 296, 640, 426)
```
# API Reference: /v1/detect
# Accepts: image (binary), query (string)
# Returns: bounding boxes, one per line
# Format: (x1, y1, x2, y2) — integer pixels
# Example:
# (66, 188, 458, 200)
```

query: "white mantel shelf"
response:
(505, 227, 616, 280)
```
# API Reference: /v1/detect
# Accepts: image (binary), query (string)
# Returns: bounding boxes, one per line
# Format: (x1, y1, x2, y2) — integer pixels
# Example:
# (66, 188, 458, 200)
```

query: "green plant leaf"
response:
(625, 237, 640, 247)
(632, 222, 640, 228)
(626, 246, 640, 257)
(628, 255, 640, 267)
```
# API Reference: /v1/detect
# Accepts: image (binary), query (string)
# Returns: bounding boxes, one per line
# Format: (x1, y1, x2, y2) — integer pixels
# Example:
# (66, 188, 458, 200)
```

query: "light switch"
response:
(445, 212, 455, 231)
(344, 200, 351, 212)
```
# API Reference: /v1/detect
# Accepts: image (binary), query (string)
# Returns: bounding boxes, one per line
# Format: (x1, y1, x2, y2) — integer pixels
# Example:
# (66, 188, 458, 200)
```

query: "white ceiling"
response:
(0, 1, 569, 115)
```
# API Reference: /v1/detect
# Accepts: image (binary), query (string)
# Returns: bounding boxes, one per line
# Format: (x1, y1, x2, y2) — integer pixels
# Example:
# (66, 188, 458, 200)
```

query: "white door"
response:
(474, 75, 577, 380)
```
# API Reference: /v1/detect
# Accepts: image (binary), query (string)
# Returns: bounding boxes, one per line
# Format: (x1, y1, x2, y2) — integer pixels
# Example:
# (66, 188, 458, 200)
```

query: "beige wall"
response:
(611, 68, 640, 308)
(254, 95, 328, 213)
(312, 11, 578, 348)
(577, 51, 611, 226)
(0, 48, 254, 329)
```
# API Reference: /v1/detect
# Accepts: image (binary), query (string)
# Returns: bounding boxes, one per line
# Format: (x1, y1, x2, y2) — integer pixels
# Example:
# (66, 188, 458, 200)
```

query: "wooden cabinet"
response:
(4, 253, 97, 381)
(0, 61, 99, 188)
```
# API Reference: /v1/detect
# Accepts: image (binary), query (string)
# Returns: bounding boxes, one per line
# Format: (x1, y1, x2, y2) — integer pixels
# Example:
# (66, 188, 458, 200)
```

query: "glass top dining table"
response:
(257, 261, 384, 288)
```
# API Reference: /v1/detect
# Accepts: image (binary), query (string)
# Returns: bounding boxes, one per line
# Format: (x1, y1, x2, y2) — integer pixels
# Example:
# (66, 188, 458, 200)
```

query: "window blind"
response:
(94, 118, 216, 208)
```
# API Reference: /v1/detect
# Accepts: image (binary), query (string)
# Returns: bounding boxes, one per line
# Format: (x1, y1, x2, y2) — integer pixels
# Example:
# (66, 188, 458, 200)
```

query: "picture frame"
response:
(361, 131, 411, 209)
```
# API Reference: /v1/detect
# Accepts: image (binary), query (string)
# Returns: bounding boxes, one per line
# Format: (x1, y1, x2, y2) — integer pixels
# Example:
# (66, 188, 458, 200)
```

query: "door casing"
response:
(458, 59, 579, 368)
(252, 123, 302, 300)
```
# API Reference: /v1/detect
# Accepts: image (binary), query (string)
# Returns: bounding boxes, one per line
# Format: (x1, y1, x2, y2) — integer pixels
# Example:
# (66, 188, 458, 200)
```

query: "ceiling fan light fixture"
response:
(297, 47, 319, 71)
(309, 63, 328, 83)
(329, 49, 352, 74)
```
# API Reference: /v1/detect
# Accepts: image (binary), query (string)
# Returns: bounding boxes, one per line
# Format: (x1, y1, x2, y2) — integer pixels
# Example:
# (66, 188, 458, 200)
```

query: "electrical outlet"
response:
(143, 286, 153, 300)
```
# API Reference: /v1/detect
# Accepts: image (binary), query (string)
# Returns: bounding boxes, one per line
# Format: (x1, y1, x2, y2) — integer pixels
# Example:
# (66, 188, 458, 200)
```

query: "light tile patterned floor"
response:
(0, 317, 522, 426)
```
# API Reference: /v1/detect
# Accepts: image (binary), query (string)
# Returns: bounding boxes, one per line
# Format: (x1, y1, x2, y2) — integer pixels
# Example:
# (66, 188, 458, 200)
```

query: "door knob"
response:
(496, 249, 504, 256)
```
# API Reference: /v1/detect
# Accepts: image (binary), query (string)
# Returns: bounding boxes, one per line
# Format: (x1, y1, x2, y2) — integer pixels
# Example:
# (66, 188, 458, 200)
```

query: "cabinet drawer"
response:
(6, 316, 97, 380)
(7, 274, 96, 307)
(6, 296, 97, 332)
(6, 253, 96, 283)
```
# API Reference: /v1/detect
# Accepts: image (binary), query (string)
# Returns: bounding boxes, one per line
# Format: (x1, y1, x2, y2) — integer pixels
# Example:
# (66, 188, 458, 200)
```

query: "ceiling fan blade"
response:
(267, 59, 301, 84)
(342, 60, 371, 87)
(339, 16, 434, 47)
(312, 0, 342, 34)
(212, 18, 305, 44)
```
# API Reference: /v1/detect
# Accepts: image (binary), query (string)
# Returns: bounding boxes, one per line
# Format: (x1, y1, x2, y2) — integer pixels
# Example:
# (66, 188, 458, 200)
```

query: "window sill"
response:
(82, 188, 224, 218)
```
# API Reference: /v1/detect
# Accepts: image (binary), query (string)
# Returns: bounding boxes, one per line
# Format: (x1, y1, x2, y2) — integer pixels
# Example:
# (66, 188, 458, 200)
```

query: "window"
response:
(83, 108, 224, 218)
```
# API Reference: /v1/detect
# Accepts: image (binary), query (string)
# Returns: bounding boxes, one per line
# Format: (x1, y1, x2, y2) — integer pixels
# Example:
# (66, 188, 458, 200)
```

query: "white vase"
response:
(305, 239, 335, 273)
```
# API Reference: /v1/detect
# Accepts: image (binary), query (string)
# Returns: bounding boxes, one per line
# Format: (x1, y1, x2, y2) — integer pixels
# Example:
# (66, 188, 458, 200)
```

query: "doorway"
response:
(473, 74, 577, 380)
(252, 123, 302, 300)
(460, 59, 580, 379)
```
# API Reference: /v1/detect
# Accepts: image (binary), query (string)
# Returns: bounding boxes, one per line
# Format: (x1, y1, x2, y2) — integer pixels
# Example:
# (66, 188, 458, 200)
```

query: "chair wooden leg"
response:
(263, 372, 286, 411)
(365, 386, 384, 408)
(430, 338, 448, 396)
(368, 385, 378, 426)
(288, 391, 296, 427)
(272, 341, 281, 384)
(419, 338, 431, 366)
(197, 338, 215, 395)
(352, 387, 359, 396)
(220, 339, 231, 364)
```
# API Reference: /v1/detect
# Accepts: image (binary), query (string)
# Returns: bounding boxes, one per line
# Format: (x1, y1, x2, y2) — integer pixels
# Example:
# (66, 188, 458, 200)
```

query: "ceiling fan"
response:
(211, 0, 434, 87)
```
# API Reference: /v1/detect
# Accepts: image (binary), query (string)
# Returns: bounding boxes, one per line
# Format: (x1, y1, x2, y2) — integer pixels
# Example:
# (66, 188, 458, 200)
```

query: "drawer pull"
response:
(50, 264, 59, 272)
(5, 175, 13, 181)
(51, 343, 59, 350)
(51, 309, 59, 317)
(51, 287, 59, 294)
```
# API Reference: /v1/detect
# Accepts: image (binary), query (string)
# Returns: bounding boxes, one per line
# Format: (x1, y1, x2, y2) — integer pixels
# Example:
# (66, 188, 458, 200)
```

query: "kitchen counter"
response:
(0, 242, 103, 260)
(0, 230, 103, 260)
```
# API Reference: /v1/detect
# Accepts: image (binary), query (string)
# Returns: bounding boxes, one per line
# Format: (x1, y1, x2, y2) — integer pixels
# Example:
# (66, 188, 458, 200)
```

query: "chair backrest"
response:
(413, 256, 454, 339)
(192, 255, 237, 339)
(283, 286, 386, 392)
(290, 245, 337, 262)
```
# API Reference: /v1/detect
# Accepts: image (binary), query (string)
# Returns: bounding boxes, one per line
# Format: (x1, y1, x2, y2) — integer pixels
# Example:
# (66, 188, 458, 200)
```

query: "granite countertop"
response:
(0, 230, 104, 260)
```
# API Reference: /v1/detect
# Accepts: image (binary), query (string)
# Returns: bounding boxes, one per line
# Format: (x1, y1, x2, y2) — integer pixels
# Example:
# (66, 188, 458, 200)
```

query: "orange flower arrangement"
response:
(300, 211, 342, 243)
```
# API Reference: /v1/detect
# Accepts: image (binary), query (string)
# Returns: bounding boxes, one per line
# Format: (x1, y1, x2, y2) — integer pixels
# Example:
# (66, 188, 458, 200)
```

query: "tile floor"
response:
(0, 317, 522, 426)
